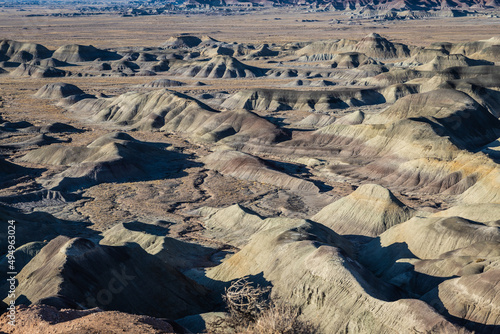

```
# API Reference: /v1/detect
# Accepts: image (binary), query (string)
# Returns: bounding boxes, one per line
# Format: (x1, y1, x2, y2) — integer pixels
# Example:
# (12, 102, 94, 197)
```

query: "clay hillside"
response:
(0, 1, 500, 333)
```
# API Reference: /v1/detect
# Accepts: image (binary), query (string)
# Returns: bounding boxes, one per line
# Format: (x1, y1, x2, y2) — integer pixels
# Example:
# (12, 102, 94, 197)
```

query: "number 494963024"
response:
(7, 220, 15, 272)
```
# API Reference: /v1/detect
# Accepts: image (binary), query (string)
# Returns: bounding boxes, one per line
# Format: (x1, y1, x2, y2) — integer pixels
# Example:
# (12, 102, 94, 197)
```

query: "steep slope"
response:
(52, 44, 120, 62)
(312, 184, 415, 237)
(0, 40, 52, 62)
(353, 33, 411, 59)
(71, 89, 284, 145)
(415, 54, 493, 71)
(100, 221, 216, 269)
(203, 150, 319, 193)
(10, 64, 66, 78)
(296, 33, 411, 59)
(204, 215, 462, 333)
(422, 269, 500, 332)
(366, 89, 500, 149)
(6, 236, 211, 319)
(160, 35, 203, 48)
(358, 209, 500, 332)
(195, 204, 265, 247)
(34, 82, 84, 99)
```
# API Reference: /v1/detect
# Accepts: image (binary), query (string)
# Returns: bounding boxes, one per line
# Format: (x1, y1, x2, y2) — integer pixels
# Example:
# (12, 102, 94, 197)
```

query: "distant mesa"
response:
(244, 43, 279, 59)
(136, 69, 156, 76)
(330, 52, 383, 69)
(171, 55, 267, 78)
(29, 57, 71, 68)
(11, 63, 66, 78)
(0, 39, 52, 62)
(415, 54, 494, 71)
(35, 82, 85, 99)
(310, 79, 336, 87)
(354, 33, 411, 59)
(285, 79, 309, 87)
(52, 44, 121, 62)
(203, 45, 235, 57)
(143, 78, 186, 88)
(222, 88, 385, 111)
(297, 33, 411, 60)
(315, 0, 498, 11)
(160, 35, 203, 49)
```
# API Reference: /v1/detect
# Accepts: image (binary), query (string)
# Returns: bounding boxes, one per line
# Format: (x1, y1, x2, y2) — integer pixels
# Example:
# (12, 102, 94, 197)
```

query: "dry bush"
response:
(223, 277, 271, 323)
(247, 302, 317, 334)
(206, 277, 317, 334)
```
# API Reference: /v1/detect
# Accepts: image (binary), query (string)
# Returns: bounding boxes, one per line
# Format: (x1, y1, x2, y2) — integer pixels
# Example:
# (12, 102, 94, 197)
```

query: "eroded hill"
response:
(0, 31, 500, 333)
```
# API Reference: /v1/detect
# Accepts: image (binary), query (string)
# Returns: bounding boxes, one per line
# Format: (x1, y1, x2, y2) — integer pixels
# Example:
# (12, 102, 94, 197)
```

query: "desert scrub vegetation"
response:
(207, 277, 318, 334)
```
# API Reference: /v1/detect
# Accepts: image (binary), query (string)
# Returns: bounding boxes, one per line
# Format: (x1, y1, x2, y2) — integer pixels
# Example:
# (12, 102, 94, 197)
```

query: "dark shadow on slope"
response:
(27, 136, 205, 192)
(356, 236, 498, 331)
(107, 221, 219, 270)
(3, 237, 214, 320)
(0, 157, 45, 189)
(423, 288, 500, 334)
(0, 204, 99, 258)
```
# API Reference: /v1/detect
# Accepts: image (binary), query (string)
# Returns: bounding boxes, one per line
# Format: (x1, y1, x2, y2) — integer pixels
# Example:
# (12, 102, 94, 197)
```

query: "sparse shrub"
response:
(223, 277, 271, 324)
(206, 277, 318, 334)
(248, 302, 317, 334)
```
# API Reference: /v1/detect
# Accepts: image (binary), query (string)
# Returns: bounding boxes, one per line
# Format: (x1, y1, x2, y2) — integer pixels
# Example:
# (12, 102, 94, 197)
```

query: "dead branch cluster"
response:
(207, 277, 318, 334)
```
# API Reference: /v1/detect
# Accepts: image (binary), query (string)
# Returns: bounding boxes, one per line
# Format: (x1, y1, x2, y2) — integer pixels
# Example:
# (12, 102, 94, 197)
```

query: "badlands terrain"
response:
(1, 2, 500, 333)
